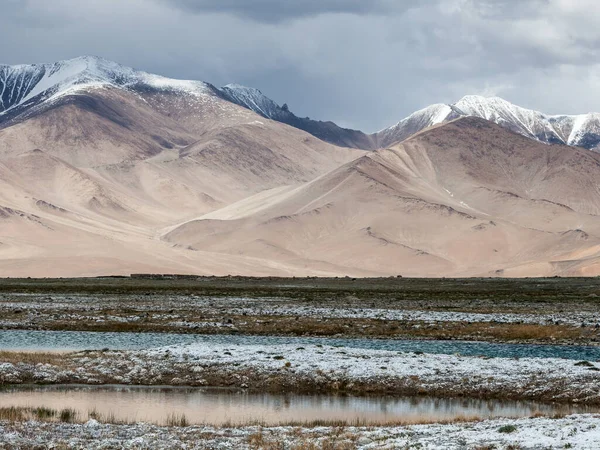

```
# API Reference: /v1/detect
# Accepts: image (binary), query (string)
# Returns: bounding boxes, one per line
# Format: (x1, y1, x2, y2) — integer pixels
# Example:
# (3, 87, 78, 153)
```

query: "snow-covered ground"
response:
(2, 414, 600, 449)
(1, 342, 600, 402)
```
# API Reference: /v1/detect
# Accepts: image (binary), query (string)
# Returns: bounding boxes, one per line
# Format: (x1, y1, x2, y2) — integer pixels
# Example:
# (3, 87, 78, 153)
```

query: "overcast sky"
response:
(2, 0, 600, 132)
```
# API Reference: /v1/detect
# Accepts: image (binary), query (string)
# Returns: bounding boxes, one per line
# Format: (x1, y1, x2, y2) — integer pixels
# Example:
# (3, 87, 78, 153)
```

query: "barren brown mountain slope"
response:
(165, 118, 600, 277)
(1, 76, 600, 277)
(0, 85, 364, 276)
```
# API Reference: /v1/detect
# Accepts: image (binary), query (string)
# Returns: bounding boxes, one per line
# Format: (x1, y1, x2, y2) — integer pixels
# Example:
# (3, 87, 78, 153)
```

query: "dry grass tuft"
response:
(166, 413, 189, 427)
(0, 407, 27, 422)
(0, 406, 60, 422)
(34, 407, 56, 420)
(59, 408, 77, 423)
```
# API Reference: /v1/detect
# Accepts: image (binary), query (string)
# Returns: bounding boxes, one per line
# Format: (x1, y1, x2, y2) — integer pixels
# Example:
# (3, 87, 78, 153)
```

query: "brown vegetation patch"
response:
(0, 351, 73, 366)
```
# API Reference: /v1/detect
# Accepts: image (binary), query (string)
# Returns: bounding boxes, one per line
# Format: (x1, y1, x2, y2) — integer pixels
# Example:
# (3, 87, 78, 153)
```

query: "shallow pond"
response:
(1, 330, 600, 360)
(1, 385, 597, 426)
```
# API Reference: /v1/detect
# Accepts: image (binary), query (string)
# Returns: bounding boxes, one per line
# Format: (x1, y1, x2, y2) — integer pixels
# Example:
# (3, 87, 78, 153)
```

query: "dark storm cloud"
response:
(1, 0, 600, 132)
(158, 0, 404, 23)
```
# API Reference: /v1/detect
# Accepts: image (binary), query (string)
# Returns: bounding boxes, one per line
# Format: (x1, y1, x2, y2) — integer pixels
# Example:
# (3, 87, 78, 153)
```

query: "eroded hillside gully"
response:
(1, 277, 600, 448)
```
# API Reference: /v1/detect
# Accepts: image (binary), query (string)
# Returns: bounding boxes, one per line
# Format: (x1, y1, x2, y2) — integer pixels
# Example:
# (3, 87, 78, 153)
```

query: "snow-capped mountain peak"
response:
(0, 56, 211, 117)
(376, 95, 600, 151)
(453, 95, 539, 119)
(453, 95, 563, 143)
(1, 56, 130, 113)
(3, 56, 598, 152)
(0, 56, 375, 150)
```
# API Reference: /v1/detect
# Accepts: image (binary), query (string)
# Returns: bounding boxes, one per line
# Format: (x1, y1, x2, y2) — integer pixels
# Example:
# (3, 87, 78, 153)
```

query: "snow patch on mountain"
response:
(382, 104, 452, 132)
(375, 103, 460, 147)
(561, 113, 600, 148)
(219, 84, 289, 121)
(429, 104, 454, 125)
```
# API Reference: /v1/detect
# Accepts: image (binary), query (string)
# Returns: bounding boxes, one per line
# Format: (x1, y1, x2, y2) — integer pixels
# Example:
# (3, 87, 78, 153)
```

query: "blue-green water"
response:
(1, 330, 599, 360)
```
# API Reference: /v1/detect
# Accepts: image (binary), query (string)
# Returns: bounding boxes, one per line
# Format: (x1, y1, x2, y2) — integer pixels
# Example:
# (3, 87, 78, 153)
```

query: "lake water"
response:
(1, 385, 596, 426)
(1, 330, 600, 360)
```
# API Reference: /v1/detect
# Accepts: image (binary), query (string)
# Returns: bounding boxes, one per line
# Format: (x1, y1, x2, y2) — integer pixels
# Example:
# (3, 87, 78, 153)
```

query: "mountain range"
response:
(1, 56, 600, 277)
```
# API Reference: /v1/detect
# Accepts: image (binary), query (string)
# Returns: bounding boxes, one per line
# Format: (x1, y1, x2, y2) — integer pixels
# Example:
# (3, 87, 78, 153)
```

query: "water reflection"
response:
(0, 385, 596, 426)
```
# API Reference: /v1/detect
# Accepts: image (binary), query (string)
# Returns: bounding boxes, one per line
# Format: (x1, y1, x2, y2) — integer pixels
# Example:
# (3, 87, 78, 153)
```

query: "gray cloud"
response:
(158, 0, 405, 23)
(1, 0, 600, 132)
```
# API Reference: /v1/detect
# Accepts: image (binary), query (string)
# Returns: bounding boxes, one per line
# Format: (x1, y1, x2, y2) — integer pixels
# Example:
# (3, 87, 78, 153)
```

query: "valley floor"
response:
(1, 277, 600, 448)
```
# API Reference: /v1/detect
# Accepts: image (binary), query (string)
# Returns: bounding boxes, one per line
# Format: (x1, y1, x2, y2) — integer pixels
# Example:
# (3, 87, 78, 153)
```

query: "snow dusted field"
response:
(2, 414, 600, 449)
(2, 277, 600, 346)
(2, 342, 600, 402)
(2, 341, 600, 447)
(179, 304, 600, 327)
(148, 342, 600, 402)
(3, 293, 598, 328)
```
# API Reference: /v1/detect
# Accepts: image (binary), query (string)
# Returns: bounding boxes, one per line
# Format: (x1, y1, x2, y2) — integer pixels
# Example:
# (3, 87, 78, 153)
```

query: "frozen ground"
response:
(1, 342, 600, 402)
(1, 414, 600, 449)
